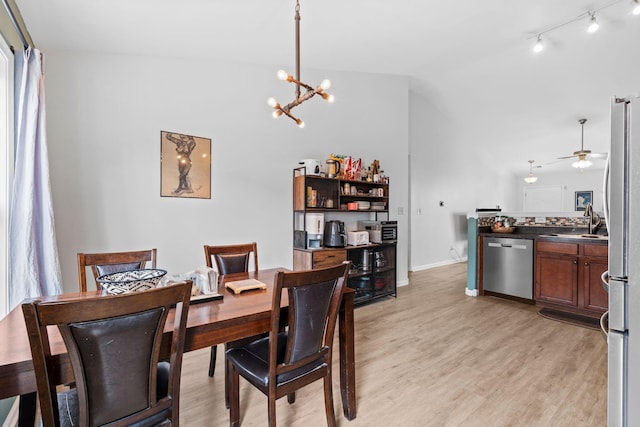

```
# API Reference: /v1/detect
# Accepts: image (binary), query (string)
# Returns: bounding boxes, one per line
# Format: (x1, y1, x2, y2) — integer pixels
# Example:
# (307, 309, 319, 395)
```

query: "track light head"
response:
(587, 13, 599, 33)
(533, 35, 544, 53)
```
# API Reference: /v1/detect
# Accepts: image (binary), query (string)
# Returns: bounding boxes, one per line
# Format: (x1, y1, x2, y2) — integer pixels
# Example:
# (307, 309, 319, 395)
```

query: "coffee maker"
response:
(323, 220, 346, 247)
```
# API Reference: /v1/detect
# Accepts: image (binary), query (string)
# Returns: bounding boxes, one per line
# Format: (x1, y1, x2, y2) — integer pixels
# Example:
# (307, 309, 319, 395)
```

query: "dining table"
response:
(0, 267, 357, 425)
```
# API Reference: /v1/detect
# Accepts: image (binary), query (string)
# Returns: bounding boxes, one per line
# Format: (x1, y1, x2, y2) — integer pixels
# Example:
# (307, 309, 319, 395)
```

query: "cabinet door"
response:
(535, 253, 579, 307)
(582, 256, 609, 313)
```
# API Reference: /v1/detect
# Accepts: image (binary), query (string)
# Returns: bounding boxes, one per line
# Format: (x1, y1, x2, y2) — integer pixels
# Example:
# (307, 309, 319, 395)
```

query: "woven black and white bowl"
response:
(97, 269, 167, 295)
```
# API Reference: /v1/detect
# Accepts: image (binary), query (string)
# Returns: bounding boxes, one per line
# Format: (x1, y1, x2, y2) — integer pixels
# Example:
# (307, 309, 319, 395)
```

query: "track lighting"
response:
(587, 13, 600, 33)
(529, 1, 637, 54)
(533, 35, 544, 53)
(267, 0, 333, 127)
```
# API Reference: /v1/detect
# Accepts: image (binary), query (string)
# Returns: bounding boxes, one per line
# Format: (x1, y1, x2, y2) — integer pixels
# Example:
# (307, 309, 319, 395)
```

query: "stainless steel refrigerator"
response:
(605, 94, 640, 426)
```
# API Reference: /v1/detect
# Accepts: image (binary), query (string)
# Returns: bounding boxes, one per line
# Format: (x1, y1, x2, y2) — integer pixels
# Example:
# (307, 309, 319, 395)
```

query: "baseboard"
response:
(396, 279, 409, 287)
(411, 258, 467, 272)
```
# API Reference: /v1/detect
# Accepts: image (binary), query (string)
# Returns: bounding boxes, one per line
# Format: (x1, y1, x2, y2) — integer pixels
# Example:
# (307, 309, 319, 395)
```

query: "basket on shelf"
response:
(97, 269, 167, 295)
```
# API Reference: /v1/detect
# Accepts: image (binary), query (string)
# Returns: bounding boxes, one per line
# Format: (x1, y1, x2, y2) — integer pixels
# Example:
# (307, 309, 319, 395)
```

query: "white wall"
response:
(44, 50, 409, 292)
(408, 92, 519, 271)
(518, 168, 605, 213)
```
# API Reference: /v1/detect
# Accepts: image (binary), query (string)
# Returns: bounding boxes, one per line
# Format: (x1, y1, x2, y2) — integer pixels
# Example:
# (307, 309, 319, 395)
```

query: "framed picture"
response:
(161, 131, 211, 199)
(575, 190, 593, 211)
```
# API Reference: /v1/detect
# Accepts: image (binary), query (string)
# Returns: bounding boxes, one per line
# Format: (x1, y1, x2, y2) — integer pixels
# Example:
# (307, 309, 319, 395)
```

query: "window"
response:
(0, 35, 14, 318)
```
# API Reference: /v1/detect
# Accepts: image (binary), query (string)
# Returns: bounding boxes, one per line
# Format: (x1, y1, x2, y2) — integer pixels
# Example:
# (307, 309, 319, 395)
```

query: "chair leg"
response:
(209, 345, 217, 377)
(323, 372, 336, 427)
(229, 364, 240, 427)
(225, 357, 231, 409)
(268, 395, 277, 427)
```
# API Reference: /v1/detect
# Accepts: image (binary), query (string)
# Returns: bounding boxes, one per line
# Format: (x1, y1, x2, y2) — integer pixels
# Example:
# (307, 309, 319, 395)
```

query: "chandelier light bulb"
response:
(533, 35, 544, 53)
(327, 94, 335, 103)
(633, 0, 640, 15)
(277, 70, 289, 81)
(272, 110, 282, 119)
(267, 97, 277, 107)
(320, 79, 332, 90)
(296, 119, 305, 128)
(587, 14, 599, 33)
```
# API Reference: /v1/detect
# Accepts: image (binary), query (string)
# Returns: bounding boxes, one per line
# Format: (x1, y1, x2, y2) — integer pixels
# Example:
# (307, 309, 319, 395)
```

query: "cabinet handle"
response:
(573, 260, 577, 264)
(585, 262, 589, 266)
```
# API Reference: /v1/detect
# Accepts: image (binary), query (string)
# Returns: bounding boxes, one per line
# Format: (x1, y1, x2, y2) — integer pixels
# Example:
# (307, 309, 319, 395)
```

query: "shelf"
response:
(293, 167, 396, 308)
(295, 209, 388, 214)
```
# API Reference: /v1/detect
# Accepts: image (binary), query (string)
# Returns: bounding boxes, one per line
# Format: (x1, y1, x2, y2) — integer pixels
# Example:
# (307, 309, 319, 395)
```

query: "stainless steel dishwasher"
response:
(482, 237, 533, 300)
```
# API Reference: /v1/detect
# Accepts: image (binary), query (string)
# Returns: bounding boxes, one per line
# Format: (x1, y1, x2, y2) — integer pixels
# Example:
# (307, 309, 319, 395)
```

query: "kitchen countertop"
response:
(478, 226, 608, 243)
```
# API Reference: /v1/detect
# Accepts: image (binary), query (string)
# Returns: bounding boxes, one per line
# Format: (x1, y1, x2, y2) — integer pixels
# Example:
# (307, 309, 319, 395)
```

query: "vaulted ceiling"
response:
(14, 0, 640, 176)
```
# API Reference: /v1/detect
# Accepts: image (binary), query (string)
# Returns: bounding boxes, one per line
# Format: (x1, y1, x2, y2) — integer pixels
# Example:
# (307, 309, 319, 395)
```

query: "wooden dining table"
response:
(0, 267, 357, 424)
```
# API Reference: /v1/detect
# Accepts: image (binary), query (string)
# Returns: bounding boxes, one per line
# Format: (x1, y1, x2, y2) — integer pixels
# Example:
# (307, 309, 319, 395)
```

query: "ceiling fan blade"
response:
(557, 155, 576, 160)
(589, 152, 608, 159)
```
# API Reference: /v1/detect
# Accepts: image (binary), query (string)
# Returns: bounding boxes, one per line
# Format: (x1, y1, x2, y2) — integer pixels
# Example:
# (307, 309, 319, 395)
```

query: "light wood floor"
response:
(179, 263, 607, 426)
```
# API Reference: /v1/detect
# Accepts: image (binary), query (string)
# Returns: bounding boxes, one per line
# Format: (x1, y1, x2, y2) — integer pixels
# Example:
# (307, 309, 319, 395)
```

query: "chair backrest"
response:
(203, 243, 258, 276)
(270, 262, 349, 375)
(22, 281, 192, 427)
(77, 249, 157, 292)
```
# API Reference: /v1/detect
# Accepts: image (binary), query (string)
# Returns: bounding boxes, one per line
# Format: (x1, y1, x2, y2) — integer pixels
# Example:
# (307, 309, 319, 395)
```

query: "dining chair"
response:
(226, 262, 350, 427)
(21, 281, 192, 427)
(203, 242, 258, 377)
(77, 248, 157, 292)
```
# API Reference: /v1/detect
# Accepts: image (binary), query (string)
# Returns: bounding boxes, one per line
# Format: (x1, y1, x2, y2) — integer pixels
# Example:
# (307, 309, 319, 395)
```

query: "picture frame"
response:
(161, 131, 211, 199)
(575, 190, 593, 211)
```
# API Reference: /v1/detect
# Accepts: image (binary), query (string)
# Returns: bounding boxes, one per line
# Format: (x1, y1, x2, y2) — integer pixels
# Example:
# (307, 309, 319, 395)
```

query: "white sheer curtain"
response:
(8, 48, 61, 309)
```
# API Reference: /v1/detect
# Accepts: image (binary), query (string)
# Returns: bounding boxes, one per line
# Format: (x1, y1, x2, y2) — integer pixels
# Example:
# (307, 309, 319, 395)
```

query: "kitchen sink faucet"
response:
(584, 203, 602, 234)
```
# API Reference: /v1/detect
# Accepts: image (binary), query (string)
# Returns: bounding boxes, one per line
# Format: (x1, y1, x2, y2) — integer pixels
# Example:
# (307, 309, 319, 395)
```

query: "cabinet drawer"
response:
(584, 243, 608, 257)
(313, 250, 347, 269)
(537, 241, 578, 255)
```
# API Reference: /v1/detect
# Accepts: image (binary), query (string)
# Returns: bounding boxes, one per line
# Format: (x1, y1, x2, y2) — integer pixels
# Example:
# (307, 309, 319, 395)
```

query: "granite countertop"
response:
(478, 226, 608, 243)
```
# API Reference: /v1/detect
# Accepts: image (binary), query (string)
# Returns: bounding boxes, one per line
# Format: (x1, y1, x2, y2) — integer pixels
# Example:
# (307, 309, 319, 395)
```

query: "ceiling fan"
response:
(557, 118, 607, 168)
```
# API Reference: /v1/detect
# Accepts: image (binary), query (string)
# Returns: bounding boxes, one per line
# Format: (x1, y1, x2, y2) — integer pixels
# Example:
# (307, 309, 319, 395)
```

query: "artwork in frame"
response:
(161, 131, 211, 199)
(575, 190, 593, 211)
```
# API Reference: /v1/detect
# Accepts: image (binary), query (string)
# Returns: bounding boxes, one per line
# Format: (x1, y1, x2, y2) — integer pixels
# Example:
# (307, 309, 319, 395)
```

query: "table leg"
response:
(18, 392, 37, 427)
(339, 293, 356, 420)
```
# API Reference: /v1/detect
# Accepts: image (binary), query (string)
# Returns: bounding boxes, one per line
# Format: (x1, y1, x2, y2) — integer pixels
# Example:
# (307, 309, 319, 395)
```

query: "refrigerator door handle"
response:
(603, 151, 610, 231)
(601, 310, 609, 341)
(602, 270, 610, 293)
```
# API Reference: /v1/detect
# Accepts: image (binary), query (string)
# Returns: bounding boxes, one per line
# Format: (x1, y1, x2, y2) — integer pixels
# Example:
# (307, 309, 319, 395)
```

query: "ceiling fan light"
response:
(572, 159, 593, 168)
(524, 174, 538, 184)
(633, 0, 640, 15)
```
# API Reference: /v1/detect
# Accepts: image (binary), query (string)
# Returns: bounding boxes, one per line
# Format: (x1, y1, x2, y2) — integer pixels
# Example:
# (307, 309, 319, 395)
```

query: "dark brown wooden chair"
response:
(77, 248, 157, 292)
(21, 281, 192, 427)
(203, 242, 258, 378)
(226, 262, 350, 427)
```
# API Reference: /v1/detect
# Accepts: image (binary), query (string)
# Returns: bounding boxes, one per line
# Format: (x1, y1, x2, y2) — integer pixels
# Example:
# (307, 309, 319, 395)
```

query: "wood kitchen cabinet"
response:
(535, 239, 608, 318)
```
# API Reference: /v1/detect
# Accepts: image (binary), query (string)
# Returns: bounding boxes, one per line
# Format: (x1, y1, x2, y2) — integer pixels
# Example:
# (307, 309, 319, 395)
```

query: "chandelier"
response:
(267, 0, 334, 128)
